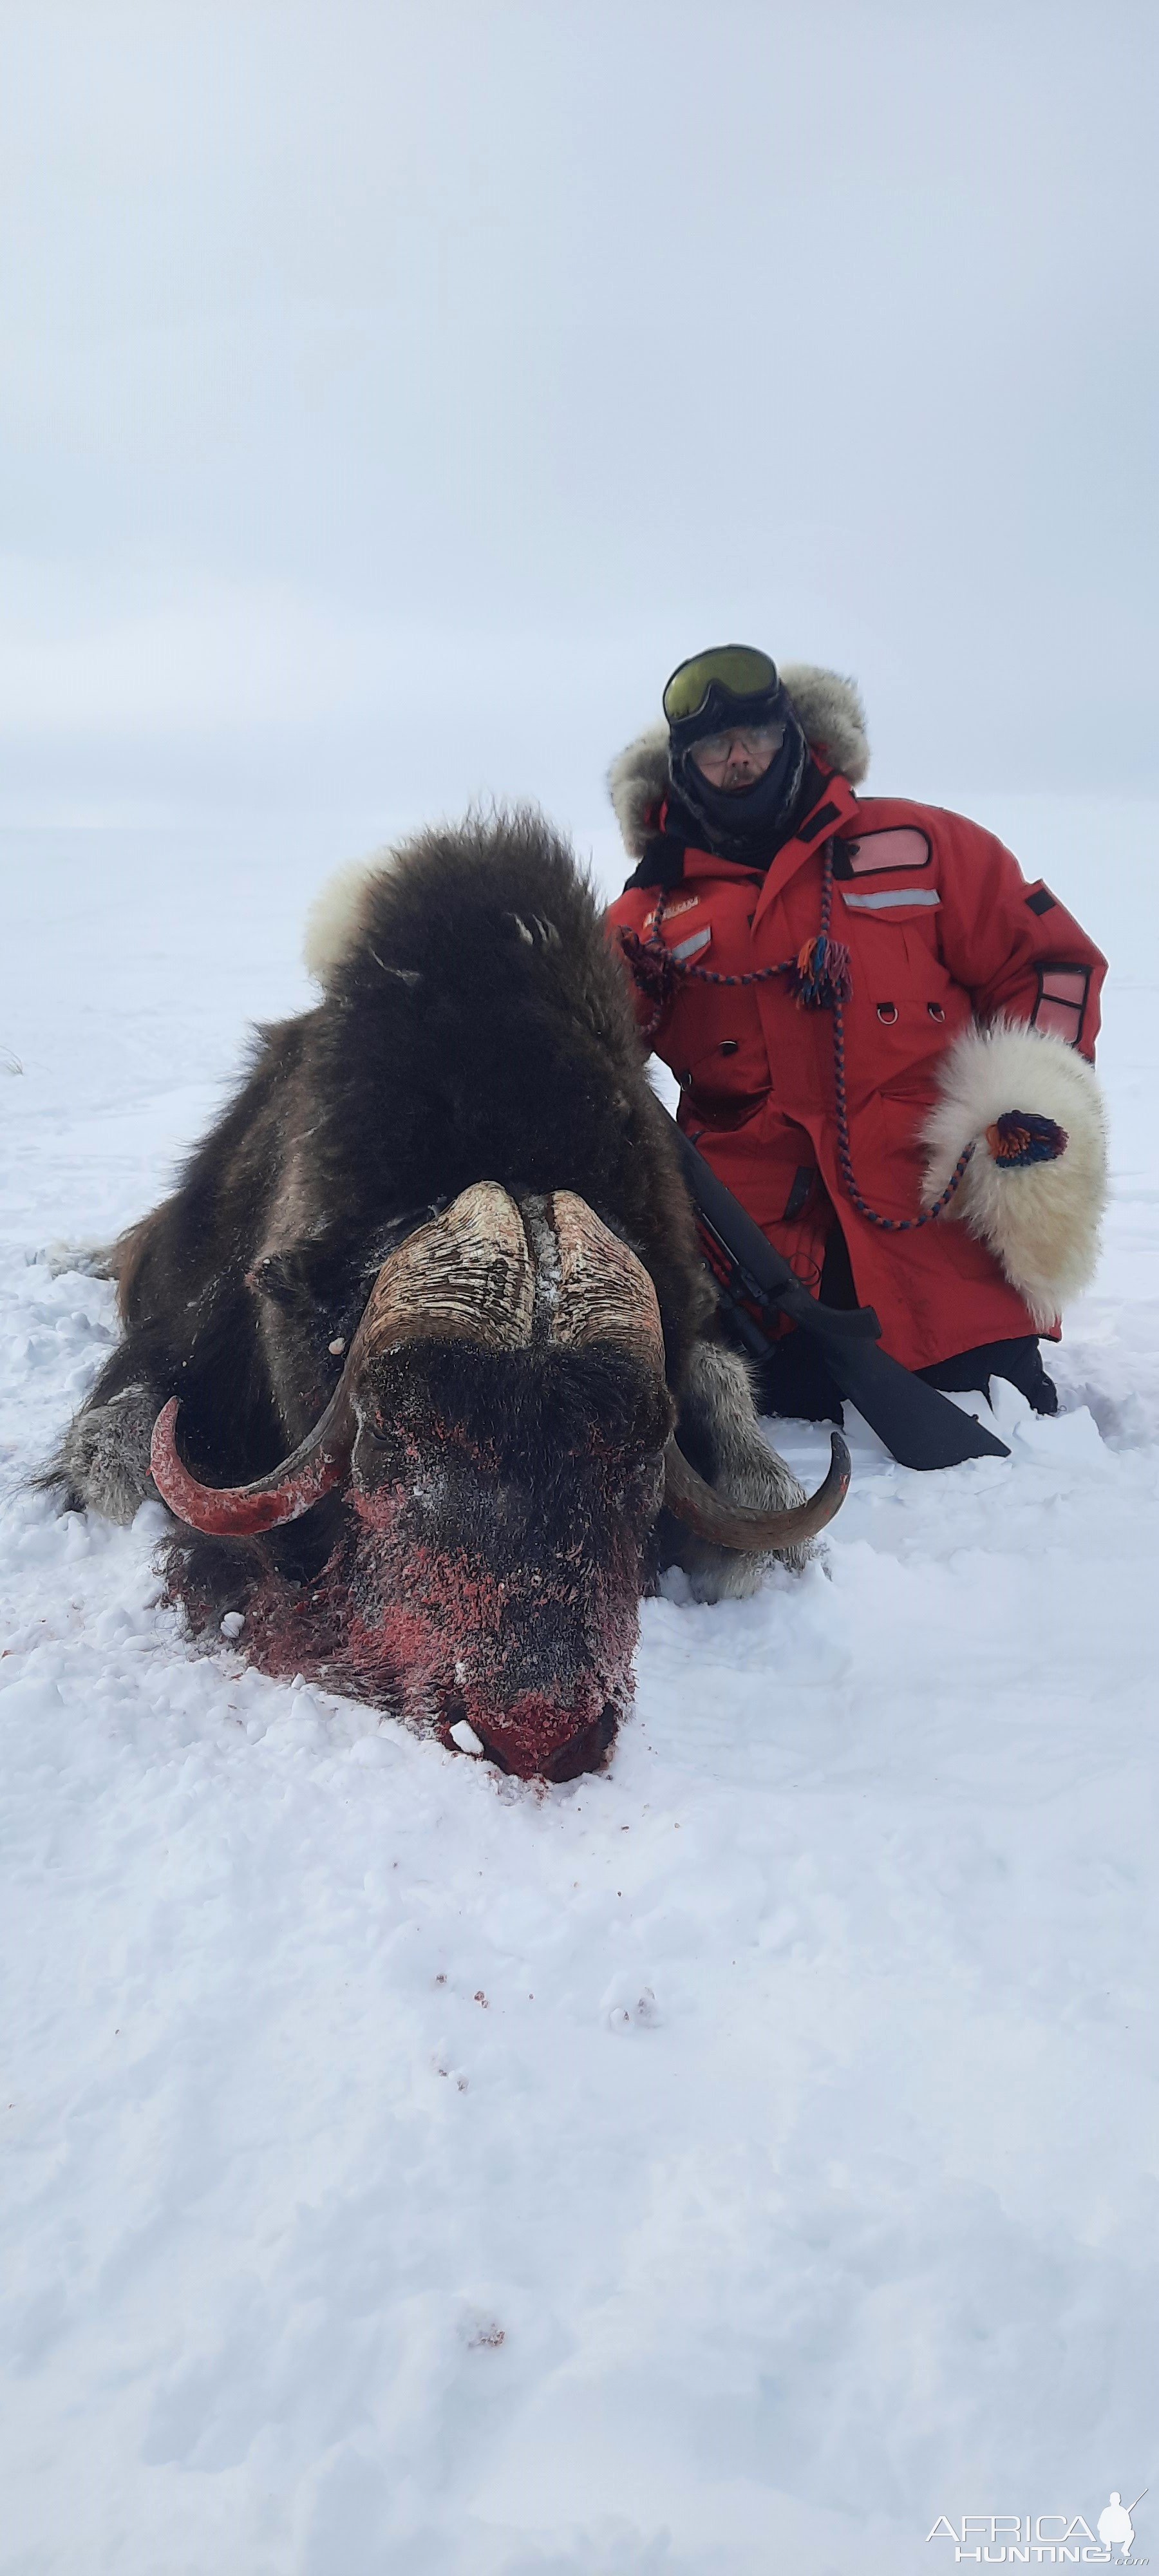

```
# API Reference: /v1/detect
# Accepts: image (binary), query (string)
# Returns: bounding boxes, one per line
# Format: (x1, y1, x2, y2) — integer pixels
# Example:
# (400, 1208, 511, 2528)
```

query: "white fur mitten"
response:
(921, 1017, 1108, 1327)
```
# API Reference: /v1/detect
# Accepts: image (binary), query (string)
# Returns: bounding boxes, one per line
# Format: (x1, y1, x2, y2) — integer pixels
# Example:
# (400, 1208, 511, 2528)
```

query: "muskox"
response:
(51, 813, 847, 1779)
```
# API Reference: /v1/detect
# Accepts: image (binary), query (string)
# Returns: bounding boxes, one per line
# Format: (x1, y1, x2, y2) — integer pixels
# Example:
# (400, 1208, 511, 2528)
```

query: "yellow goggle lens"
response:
(663, 645, 777, 725)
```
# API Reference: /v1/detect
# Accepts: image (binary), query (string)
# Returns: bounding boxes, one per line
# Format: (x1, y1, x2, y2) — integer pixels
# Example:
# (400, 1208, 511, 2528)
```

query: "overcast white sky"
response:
(1, 1, 1156, 840)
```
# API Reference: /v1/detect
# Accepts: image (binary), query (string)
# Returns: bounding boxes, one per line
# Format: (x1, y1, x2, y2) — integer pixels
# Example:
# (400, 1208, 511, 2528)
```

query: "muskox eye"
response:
(352, 1417, 408, 1490)
(353, 1408, 399, 1455)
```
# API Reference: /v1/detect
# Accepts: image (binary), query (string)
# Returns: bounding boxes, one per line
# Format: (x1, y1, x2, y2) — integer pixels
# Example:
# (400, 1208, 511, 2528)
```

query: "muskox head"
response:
(150, 1186, 846, 1781)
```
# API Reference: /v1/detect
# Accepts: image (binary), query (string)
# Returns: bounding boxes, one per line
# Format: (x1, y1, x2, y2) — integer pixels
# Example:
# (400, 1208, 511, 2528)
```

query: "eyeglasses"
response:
(691, 723, 786, 772)
(663, 645, 778, 726)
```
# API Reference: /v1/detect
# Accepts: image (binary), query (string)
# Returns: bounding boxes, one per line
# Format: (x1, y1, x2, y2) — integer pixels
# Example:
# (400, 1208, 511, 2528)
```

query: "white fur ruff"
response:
(303, 852, 397, 989)
(778, 663, 869, 790)
(921, 1019, 1108, 1327)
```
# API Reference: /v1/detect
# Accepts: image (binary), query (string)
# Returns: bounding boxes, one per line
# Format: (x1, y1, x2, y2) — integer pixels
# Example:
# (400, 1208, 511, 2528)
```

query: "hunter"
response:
(607, 644, 1108, 1424)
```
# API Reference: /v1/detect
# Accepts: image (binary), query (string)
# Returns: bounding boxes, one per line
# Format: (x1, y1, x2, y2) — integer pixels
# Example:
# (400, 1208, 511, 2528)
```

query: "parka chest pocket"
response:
(838, 885, 965, 1079)
(839, 885, 945, 1003)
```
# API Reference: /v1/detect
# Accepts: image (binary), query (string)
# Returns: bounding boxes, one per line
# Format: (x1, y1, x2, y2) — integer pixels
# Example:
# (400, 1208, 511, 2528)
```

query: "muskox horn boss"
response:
(149, 1182, 536, 1536)
(548, 1190, 666, 1370)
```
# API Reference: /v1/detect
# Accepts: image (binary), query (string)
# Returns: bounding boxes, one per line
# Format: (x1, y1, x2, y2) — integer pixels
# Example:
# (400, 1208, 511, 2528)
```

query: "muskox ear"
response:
(247, 1242, 348, 1316)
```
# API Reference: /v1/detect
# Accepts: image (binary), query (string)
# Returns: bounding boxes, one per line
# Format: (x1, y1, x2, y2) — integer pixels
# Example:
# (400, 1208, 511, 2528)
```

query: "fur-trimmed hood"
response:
(608, 664, 869, 859)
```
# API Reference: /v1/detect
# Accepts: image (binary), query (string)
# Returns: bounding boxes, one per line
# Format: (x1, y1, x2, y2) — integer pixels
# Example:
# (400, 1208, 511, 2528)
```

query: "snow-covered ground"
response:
(2, 799, 1156, 2575)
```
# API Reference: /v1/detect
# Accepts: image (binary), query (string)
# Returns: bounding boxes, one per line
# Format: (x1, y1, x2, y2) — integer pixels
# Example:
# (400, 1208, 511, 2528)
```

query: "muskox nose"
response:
(468, 1692, 619, 1783)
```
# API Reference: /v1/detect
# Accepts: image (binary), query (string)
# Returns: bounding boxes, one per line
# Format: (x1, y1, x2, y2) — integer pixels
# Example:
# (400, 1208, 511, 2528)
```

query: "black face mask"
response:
(668, 679, 813, 862)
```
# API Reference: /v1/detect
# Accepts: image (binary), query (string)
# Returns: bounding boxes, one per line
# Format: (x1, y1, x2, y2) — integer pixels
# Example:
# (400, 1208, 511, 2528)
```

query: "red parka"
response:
(607, 755, 1106, 1372)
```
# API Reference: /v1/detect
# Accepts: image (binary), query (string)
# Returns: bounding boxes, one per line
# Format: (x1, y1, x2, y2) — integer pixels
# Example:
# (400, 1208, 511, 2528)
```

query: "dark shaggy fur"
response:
(55, 811, 710, 1543)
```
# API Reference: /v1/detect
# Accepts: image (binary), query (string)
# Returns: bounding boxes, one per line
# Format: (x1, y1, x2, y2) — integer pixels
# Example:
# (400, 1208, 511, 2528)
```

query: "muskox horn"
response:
(662, 1428, 851, 1553)
(150, 1184, 534, 1536)
(361, 1182, 533, 1357)
(149, 1385, 354, 1536)
(543, 1195, 848, 1549)
(548, 1193, 666, 1372)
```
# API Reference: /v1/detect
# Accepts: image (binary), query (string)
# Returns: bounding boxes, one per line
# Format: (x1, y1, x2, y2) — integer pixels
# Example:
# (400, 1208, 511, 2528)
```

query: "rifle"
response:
(665, 1111, 1009, 1470)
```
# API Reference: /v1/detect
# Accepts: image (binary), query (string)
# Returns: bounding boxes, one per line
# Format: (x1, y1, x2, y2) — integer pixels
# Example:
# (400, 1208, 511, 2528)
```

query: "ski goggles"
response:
(663, 645, 778, 726)
(690, 720, 786, 770)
